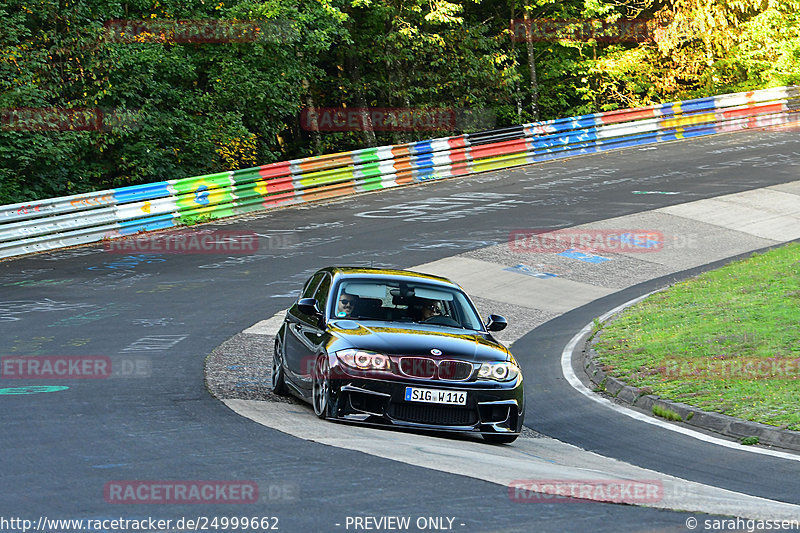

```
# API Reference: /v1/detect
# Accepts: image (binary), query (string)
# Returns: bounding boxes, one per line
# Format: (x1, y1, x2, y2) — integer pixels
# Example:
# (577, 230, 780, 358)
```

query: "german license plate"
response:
(404, 387, 466, 405)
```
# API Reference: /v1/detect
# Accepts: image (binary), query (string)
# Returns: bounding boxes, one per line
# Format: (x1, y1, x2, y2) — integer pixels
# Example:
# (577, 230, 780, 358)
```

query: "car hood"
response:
(328, 320, 510, 362)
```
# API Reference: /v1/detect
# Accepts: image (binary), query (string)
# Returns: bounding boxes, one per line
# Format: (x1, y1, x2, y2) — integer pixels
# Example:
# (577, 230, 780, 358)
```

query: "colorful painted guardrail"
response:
(1, 85, 798, 259)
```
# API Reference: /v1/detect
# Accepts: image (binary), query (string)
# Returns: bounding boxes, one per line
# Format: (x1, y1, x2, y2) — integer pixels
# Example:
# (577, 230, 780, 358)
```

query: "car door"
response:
(284, 272, 331, 392)
(284, 272, 324, 387)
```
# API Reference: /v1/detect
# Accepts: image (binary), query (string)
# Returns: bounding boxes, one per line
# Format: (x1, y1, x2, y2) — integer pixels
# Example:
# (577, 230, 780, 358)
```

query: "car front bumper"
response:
(327, 370, 524, 435)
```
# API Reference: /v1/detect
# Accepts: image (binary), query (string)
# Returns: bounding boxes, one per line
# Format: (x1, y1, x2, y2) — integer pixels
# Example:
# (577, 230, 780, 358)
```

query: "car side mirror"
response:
(485, 314, 507, 332)
(297, 298, 322, 317)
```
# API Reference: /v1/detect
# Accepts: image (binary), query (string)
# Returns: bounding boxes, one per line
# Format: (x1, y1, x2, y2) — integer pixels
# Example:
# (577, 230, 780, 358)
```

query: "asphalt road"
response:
(1, 129, 799, 532)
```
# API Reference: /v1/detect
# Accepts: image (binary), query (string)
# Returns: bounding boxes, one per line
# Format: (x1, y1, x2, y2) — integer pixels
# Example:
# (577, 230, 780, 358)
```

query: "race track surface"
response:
(2, 129, 799, 533)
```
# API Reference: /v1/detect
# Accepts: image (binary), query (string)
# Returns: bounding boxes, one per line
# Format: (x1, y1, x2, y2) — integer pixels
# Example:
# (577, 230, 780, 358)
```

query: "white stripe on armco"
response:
(561, 292, 800, 463)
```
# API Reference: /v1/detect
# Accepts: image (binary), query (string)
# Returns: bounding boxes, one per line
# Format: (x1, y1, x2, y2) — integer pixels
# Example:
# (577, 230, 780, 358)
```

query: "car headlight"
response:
(336, 349, 390, 371)
(478, 361, 520, 382)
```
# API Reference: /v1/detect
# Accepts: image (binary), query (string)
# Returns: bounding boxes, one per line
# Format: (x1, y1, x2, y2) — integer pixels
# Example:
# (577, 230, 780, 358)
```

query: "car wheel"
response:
(482, 433, 519, 444)
(271, 340, 289, 396)
(312, 354, 331, 419)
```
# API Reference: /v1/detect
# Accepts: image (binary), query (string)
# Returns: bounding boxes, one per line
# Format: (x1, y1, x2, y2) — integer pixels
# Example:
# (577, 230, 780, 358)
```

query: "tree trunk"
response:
(347, 57, 377, 147)
(301, 79, 323, 156)
(523, 0, 540, 121)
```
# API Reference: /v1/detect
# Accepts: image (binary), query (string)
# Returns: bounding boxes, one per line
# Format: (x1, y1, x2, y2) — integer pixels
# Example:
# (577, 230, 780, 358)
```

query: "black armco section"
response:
(466, 125, 527, 145)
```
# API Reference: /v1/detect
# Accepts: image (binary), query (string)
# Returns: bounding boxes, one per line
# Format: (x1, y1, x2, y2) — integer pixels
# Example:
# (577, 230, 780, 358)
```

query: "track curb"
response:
(579, 298, 800, 452)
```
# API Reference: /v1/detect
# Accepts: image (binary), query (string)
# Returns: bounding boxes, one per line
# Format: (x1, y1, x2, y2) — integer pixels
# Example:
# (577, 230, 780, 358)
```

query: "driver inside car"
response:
(414, 299, 441, 322)
(336, 292, 359, 318)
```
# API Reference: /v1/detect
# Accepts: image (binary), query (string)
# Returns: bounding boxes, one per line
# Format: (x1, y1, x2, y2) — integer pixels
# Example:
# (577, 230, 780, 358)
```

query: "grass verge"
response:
(593, 242, 800, 430)
(652, 404, 683, 422)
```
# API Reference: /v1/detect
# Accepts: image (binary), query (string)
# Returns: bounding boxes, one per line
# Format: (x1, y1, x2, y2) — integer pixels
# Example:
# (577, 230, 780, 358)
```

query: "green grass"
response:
(652, 404, 683, 422)
(593, 243, 800, 430)
(588, 318, 604, 341)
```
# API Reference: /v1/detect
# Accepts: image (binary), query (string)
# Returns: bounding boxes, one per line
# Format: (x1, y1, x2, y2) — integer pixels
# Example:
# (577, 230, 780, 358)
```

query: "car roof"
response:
(324, 267, 458, 288)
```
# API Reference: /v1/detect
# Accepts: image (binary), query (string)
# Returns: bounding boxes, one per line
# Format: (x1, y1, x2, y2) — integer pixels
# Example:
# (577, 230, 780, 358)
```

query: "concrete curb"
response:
(580, 306, 800, 453)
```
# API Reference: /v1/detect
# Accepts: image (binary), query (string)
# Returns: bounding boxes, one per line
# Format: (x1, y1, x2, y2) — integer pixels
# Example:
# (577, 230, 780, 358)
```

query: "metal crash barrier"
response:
(2, 85, 799, 259)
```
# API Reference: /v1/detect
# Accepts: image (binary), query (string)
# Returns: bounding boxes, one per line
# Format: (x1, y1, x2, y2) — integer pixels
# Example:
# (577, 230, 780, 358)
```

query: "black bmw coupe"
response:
(272, 267, 525, 443)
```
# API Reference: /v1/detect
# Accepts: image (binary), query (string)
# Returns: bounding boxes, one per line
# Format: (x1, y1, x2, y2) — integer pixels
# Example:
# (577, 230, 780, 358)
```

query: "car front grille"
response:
(437, 360, 473, 381)
(399, 357, 436, 378)
(397, 357, 473, 381)
(388, 403, 478, 426)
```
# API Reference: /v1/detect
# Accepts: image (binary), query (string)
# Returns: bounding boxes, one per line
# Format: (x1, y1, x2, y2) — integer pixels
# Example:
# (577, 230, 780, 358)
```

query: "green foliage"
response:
(1, 0, 798, 204)
(0, 0, 348, 202)
(588, 317, 604, 340)
(652, 404, 683, 422)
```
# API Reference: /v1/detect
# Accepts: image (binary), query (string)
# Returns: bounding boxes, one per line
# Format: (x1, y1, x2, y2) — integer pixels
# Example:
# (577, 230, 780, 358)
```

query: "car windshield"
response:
(332, 278, 484, 330)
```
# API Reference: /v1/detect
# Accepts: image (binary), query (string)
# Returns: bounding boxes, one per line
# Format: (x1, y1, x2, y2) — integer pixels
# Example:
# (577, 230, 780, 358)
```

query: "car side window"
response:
(301, 272, 325, 299)
(289, 272, 325, 322)
(313, 274, 332, 317)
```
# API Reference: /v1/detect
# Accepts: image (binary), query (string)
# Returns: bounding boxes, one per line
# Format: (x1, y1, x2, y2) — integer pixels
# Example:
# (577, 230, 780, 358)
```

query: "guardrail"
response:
(2, 85, 799, 259)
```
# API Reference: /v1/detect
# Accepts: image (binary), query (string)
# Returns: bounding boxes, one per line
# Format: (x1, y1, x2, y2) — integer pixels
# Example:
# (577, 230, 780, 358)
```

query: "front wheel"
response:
(312, 355, 332, 419)
(271, 340, 289, 396)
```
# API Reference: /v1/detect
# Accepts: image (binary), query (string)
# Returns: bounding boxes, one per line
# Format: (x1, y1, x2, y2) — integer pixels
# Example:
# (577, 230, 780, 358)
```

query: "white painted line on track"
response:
(243, 310, 286, 335)
(225, 397, 800, 519)
(228, 178, 800, 518)
(561, 291, 800, 463)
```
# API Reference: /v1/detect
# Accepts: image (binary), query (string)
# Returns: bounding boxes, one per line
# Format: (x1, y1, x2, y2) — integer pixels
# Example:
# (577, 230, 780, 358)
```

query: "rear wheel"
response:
(482, 433, 519, 444)
(312, 355, 331, 419)
(271, 340, 289, 396)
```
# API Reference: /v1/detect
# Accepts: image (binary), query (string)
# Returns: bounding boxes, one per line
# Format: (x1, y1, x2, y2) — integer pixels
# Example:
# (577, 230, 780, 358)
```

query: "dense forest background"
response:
(1, 0, 798, 204)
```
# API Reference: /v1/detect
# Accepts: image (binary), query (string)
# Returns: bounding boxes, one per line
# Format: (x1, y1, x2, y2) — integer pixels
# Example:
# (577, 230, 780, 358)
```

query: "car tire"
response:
(312, 354, 332, 419)
(271, 340, 289, 396)
(482, 433, 519, 444)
